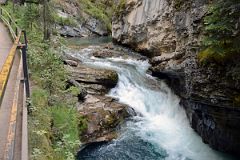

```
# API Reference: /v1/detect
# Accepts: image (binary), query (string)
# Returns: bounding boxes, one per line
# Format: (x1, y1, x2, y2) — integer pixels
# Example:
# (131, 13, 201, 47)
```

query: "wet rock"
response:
(78, 95, 131, 144)
(85, 18, 109, 36)
(92, 49, 122, 58)
(66, 64, 118, 95)
(91, 45, 149, 60)
(61, 50, 82, 63)
(57, 25, 91, 37)
(64, 59, 78, 67)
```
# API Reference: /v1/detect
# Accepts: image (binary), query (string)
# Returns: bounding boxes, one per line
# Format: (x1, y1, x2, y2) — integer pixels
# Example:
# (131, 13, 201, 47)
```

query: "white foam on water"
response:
(76, 53, 230, 160)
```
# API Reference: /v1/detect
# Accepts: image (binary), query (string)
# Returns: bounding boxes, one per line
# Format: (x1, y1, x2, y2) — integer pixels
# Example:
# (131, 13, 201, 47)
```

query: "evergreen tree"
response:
(200, 0, 240, 61)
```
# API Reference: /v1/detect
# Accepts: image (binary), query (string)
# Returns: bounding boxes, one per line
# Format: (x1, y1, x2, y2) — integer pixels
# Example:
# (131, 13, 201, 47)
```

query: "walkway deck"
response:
(0, 22, 12, 70)
(0, 0, 7, 4)
(0, 22, 23, 159)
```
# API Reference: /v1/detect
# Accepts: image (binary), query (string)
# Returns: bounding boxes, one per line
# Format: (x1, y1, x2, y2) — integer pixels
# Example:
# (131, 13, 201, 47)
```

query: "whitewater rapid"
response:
(72, 47, 231, 160)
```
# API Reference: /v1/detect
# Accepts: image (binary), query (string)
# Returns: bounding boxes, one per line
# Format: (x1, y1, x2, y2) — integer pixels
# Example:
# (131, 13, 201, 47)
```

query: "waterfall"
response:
(72, 47, 231, 160)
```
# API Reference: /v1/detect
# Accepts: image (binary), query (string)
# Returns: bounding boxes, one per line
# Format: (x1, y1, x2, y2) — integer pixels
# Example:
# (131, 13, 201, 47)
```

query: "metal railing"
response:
(0, 6, 30, 98)
(0, 7, 19, 39)
(0, 6, 29, 160)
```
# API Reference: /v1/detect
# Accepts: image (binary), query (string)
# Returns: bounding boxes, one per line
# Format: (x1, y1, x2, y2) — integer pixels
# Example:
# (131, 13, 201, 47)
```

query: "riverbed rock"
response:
(66, 64, 118, 95)
(64, 59, 78, 67)
(78, 95, 131, 144)
(92, 49, 124, 58)
(112, 0, 240, 155)
(91, 45, 149, 60)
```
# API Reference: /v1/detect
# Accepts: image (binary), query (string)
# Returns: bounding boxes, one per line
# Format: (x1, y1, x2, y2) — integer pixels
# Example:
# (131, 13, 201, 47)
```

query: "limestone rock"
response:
(66, 64, 118, 95)
(78, 95, 132, 144)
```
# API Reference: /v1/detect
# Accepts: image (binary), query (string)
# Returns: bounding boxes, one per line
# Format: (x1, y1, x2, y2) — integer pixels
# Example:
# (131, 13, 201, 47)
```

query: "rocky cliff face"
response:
(112, 0, 240, 155)
(53, 0, 111, 37)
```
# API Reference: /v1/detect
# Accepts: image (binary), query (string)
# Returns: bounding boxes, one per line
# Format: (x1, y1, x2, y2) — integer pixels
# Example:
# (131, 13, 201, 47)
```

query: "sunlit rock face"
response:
(112, 0, 240, 155)
(113, 0, 206, 57)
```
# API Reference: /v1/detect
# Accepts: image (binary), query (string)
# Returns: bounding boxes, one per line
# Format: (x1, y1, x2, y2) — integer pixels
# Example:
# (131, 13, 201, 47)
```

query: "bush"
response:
(51, 105, 81, 159)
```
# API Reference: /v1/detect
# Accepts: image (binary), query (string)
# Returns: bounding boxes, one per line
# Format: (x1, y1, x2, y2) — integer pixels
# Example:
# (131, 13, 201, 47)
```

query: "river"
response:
(66, 37, 234, 160)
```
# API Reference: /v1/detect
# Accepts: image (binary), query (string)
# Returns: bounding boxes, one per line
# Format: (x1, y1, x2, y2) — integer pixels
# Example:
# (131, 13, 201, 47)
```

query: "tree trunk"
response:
(43, 0, 50, 40)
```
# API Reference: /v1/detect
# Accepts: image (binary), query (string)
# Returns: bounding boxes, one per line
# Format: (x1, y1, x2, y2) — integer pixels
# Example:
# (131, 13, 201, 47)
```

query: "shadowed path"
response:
(0, 22, 12, 70)
(0, 21, 23, 159)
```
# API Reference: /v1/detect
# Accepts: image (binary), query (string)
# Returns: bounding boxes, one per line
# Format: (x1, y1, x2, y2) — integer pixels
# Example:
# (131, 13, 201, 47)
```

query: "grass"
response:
(28, 89, 54, 160)
(198, 47, 226, 63)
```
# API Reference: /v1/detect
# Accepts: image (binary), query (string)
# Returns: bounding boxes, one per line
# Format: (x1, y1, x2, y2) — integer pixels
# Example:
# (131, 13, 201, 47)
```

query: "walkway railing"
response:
(0, 7, 19, 39)
(0, 6, 30, 101)
(0, 5, 29, 160)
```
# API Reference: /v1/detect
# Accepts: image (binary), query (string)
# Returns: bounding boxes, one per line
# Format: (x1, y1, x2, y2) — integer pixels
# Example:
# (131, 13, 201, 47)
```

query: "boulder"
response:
(78, 95, 132, 144)
(66, 64, 118, 95)
(64, 59, 78, 67)
(84, 18, 109, 36)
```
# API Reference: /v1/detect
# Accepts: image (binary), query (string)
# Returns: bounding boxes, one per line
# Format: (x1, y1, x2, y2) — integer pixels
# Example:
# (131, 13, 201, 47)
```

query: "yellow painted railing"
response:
(0, 6, 29, 160)
(0, 6, 22, 104)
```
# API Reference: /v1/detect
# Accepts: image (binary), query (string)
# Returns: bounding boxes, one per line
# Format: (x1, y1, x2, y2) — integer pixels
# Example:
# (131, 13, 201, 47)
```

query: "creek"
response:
(67, 37, 233, 160)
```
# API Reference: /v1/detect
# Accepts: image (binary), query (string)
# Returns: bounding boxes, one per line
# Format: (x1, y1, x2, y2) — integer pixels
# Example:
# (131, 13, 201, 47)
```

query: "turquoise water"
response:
(67, 36, 112, 47)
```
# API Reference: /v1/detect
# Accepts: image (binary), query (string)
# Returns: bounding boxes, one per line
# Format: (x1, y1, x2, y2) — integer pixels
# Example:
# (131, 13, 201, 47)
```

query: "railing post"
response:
(21, 31, 30, 98)
(23, 30, 28, 49)
(15, 27, 18, 36)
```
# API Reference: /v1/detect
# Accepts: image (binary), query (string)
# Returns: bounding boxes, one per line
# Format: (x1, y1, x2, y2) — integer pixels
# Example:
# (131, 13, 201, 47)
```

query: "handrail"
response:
(0, 6, 19, 39)
(0, 5, 30, 160)
(0, 6, 30, 100)
(0, 6, 22, 104)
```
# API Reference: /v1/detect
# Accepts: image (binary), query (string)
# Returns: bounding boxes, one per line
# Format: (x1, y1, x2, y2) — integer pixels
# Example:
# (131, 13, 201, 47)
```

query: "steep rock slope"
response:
(52, 0, 113, 37)
(112, 0, 240, 155)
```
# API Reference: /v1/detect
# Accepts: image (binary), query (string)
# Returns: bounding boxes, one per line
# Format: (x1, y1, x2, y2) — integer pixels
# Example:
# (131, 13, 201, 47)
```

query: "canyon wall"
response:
(112, 0, 240, 155)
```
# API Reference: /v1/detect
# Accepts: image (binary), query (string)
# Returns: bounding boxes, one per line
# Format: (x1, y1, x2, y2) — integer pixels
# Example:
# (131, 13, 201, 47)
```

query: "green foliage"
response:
(67, 86, 81, 96)
(113, 0, 126, 17)
(21, 4, 40, 30)
(29, 48, 67, 95)
(198, 47, 226, 63)
(53, 14, 78, 27)
(51, 105, 81, 159)
(200, 0, 240, 62)
(78, 0, 113, 31)
(3, 2, 86, 159)
(28, 89, 54, 160)
(29, 88, 84, 160)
